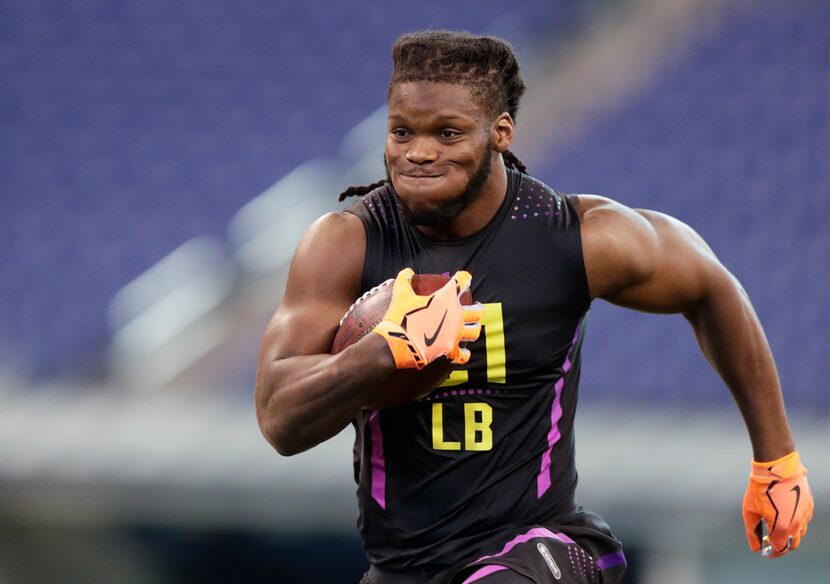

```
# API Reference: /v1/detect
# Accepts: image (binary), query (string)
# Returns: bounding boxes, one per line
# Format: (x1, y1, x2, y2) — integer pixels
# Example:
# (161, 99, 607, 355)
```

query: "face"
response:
(385, 82, 500, 228)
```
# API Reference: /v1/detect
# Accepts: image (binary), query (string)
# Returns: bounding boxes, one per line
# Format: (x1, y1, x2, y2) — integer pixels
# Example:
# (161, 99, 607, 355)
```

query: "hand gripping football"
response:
(373, 268, 482, 369)
(332, 271, 478, 408)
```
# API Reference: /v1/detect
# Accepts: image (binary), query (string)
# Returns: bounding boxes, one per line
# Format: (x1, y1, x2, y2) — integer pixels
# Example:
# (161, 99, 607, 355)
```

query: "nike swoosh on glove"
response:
(373, 268, 483, 369)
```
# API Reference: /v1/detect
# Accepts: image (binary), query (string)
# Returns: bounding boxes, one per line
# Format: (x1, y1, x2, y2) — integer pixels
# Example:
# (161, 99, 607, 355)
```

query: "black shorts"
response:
(448, 526, 624, 584)
(363, 522, 626, 584)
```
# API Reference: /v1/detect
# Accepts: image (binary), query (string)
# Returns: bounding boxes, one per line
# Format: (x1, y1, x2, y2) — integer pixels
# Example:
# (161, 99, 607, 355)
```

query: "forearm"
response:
(256, 334, 395, 456)
(685, 274, 794, 460)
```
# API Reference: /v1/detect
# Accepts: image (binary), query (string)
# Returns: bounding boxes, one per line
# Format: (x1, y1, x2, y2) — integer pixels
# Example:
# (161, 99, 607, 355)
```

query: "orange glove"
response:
(373, 268, 483, 369)
(742, 450, 814, 558)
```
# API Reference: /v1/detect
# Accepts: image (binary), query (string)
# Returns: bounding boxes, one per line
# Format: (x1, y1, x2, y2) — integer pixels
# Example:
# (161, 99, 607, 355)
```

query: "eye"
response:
(439, 129, 462, 140)
(390, 128, 411, 139)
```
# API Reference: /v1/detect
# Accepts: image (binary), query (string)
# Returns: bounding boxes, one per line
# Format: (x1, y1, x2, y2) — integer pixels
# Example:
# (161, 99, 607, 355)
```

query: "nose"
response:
(405, 137, 437, 165)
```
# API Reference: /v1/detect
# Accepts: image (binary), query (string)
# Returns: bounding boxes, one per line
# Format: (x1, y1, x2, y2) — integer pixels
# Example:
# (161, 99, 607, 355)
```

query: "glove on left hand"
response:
(742, 450, 814, 558)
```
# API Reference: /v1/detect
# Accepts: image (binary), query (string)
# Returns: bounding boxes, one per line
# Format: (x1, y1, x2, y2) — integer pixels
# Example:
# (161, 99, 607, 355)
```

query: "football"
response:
(331, 273, 474, 409)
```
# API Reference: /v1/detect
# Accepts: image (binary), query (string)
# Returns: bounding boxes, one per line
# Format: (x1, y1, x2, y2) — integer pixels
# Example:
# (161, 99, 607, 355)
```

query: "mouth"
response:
(399, 171, 444, 180)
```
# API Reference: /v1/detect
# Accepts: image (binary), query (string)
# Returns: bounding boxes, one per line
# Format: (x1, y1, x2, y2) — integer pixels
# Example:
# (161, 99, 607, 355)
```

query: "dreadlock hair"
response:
(337, 179, 387, 202)
(338, 30, 528, 201)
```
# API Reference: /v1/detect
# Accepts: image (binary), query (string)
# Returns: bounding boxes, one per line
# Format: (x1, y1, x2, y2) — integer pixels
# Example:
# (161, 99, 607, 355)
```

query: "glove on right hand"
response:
(372, 268, 483, 369)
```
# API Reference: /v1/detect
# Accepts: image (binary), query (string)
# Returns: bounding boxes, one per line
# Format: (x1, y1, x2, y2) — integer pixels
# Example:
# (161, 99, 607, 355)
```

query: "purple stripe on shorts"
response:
(537, 319, 583, 498)
(597, 551, 627, 570)
(368, 409, 386, 509)
(475, 527, 575, 563)
(462, 564, 509, 584)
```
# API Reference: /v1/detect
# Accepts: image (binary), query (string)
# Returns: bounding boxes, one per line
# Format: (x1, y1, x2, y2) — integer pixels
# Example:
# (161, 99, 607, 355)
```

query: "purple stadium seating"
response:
(0, 0, 576, 377)
(3, 0, 826, 414)
(535, 0, 830, 410)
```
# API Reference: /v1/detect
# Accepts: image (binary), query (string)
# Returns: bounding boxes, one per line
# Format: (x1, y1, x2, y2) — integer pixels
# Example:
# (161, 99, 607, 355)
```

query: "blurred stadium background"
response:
(1, 0, 827, 582)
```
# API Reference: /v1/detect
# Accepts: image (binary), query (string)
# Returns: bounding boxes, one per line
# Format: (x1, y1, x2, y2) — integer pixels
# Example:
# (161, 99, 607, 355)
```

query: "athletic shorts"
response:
(361, 522, 626, 584)
(448, 526, 624, 583)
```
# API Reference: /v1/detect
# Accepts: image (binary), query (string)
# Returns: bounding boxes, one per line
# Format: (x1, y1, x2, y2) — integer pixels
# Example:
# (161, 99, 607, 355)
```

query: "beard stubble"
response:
(386, 145, 493, 229)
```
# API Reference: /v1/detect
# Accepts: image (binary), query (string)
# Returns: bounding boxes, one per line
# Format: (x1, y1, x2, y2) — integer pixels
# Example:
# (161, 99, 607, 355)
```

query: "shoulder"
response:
(575, 195, 715, 300)
(305, 209, 365, 244)
(293, 210, 365, 272)
(576, 194, 656, 239)
(575, 195, 657, 295)
(297, 209, 365, 265)
(283, 211, 365, 306)
(576, 194, 711, 259)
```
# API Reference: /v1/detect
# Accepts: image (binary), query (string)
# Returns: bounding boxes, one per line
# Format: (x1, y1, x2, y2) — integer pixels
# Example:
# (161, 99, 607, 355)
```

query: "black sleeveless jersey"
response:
(346, 170, 617, 576)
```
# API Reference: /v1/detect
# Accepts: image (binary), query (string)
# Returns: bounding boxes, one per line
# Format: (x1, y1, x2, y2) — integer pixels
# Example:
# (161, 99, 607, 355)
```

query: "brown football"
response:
(331, 274, 473, 409)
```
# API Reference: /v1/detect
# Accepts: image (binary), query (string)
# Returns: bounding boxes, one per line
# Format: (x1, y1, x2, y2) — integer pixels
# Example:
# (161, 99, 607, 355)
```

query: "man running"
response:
(255, 31, 813, 583)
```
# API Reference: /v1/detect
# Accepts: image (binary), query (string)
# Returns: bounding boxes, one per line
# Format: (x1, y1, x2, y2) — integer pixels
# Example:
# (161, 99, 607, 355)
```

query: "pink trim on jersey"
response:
(475, 527, 575, 563)
(461, 564, 509, 583)
(537, 320, 583, 498)
(369, 409, 386, 509)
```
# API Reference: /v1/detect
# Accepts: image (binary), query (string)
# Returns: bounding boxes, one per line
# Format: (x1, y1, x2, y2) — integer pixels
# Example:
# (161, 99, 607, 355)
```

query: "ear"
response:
(491, 113, 515, 153)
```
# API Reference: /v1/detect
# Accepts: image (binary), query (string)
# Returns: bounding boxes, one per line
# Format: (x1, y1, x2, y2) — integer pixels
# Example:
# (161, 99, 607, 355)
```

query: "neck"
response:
(417, 158, 509, 239)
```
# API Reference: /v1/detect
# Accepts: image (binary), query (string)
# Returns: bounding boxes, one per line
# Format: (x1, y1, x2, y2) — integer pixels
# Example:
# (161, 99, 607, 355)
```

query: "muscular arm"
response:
(579, 195, 794, 460)
(255, 212, 396, 456)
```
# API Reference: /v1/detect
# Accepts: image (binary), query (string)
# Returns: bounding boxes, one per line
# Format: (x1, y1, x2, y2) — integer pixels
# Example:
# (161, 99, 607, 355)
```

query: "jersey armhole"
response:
(343, 207, 373, 294)
(564, 194, 592, 308)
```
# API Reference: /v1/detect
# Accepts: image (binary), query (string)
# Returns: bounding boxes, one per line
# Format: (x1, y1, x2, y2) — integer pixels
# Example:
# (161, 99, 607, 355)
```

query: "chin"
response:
(394, 183, 471, 228)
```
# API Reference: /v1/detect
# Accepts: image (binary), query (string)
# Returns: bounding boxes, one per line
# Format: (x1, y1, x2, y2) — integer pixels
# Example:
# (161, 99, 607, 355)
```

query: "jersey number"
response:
(440, 302, 506, 387)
